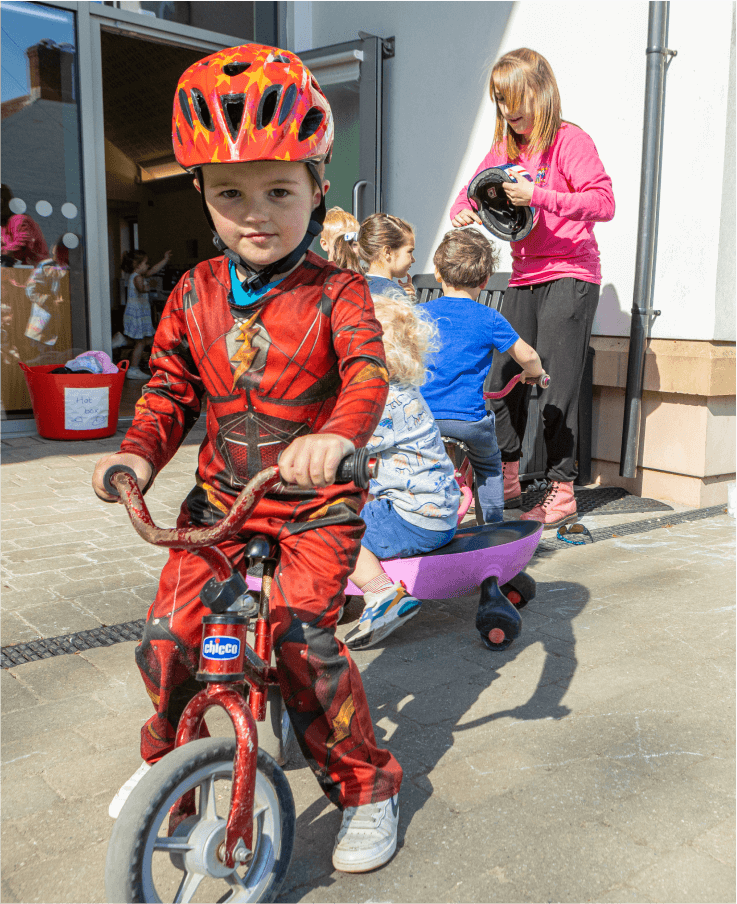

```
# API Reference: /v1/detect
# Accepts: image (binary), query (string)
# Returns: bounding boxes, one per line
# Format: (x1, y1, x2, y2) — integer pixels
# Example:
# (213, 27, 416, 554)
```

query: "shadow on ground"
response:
(278, 577, 589, 901)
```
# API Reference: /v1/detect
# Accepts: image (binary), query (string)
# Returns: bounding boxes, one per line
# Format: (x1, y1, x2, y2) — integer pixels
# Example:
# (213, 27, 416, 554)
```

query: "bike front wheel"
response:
(105, 739, 295, 904)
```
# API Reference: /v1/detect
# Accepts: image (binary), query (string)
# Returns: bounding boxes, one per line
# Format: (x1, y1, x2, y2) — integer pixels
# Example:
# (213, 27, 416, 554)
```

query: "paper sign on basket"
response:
(64, 386, 109, 431)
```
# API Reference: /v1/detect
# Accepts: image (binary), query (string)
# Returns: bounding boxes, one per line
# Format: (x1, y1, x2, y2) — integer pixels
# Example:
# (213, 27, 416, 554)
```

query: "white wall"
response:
(299, 0, 734, 343)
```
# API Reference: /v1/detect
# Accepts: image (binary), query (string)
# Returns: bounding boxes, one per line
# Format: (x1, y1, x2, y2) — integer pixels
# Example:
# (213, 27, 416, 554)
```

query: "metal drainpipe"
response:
(619, 1, 676, 478)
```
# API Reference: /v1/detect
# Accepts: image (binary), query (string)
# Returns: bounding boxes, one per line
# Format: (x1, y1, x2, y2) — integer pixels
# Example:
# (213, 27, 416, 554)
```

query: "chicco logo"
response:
(202, 636, 241, 660)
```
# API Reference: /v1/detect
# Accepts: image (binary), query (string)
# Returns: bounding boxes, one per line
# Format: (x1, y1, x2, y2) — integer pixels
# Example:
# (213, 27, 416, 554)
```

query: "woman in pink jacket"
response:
(451, 47, 614, 528)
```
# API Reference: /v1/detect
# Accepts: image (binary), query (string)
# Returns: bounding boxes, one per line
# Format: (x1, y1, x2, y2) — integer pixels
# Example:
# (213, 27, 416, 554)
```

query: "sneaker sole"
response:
(504, 495, 522, 509)
(521, 513, 578, 531)
(541, 513, 578, 531)
(332, 835, 398, 873)
(345, 603, 421, 651)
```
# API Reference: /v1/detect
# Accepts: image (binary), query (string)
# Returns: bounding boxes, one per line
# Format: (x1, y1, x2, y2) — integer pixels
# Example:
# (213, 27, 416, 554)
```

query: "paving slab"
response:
(1, 423, 734, 903)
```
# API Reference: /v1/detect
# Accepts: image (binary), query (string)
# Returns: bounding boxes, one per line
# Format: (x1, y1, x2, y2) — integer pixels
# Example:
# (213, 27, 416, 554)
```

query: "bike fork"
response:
(174, 682, 258, 867)
(171, 556, 280, 869)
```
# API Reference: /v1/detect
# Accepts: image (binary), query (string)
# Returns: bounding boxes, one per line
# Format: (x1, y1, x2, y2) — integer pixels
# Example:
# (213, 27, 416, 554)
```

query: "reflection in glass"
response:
(1, 1, 86, 418)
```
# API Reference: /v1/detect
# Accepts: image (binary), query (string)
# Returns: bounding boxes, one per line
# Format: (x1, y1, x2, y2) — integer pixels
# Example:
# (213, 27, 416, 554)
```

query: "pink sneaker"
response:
(503, 461, 522, 508)
(520, 480, 578, 530)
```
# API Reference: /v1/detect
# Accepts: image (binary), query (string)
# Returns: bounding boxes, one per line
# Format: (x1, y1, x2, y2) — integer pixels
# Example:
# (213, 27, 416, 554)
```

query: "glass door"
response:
(300, 34, 391, 237)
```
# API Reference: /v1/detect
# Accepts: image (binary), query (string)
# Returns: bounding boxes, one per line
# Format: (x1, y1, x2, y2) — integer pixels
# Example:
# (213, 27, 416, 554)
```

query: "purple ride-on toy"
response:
(247, 446, 543, 654)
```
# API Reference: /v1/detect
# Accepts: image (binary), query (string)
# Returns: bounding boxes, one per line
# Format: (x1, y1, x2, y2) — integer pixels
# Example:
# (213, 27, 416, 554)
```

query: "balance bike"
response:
(102, 452, 373, 903)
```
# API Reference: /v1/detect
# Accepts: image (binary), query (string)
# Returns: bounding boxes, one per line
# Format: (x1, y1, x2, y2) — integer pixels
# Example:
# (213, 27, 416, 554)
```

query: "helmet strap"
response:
(196, 164, 326, 293)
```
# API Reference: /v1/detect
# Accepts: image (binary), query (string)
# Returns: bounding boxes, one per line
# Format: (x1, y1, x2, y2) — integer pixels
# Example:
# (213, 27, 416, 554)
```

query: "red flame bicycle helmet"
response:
(173, 44, 334, 289)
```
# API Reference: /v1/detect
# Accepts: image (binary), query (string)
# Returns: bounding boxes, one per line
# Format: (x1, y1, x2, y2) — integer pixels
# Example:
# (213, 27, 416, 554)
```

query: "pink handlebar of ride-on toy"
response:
(483, 371, 550, 401)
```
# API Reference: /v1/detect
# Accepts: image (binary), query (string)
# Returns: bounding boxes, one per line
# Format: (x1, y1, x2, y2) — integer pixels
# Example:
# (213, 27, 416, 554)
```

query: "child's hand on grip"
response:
(279, 433, 356, 489)
(92, 452, 153, 502)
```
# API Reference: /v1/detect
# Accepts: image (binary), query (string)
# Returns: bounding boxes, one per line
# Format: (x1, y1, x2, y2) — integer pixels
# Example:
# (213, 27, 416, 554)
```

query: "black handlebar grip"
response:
(102, 465, 138, 498)
(334, 448, 375, 489)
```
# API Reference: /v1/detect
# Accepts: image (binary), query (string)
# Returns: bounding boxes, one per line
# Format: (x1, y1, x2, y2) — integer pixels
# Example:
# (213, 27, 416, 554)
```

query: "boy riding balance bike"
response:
(93, 43, 402, 896)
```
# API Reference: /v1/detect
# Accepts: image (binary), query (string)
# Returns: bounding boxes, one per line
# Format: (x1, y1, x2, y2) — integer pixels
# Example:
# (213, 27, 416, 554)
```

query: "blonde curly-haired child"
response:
(345, 291, 460, 651)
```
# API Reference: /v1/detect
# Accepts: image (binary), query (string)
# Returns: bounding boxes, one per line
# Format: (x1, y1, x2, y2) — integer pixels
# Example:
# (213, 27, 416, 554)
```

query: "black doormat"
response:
(512, 484, 674, 516)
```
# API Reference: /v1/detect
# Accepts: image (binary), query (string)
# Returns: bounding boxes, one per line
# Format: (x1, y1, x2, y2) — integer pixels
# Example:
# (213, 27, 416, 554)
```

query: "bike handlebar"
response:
(101, 450, 378, 553)
(483, 371, 550, 401)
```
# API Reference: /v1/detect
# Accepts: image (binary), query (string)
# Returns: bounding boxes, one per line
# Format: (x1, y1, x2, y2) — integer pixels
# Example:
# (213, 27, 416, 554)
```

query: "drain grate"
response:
(1, 504, 729, 669)
(536, 504, 728, 552)
(1, 620, 144, 669)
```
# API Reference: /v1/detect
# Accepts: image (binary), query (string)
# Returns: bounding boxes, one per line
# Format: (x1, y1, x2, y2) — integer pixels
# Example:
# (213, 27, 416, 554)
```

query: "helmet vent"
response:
(175, 124, 182, 145)
(272, 54, 290, 64)
(190, 88, 215, 132)
(278, 84, 297, 125)
(298, 107, 324, 142)
(178, 88, 193, 129)
(257, 85, 282, 129)
(221, 94, 246, 140)
(223, 61, 251, 77)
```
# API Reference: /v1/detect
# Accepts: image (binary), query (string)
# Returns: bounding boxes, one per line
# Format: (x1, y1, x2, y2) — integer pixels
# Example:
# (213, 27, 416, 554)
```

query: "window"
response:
(1, 1, 86, 417)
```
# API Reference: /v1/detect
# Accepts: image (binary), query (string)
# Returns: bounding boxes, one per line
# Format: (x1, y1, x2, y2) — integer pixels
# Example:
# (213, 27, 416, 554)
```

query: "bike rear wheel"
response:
(105, 738, 295, 903)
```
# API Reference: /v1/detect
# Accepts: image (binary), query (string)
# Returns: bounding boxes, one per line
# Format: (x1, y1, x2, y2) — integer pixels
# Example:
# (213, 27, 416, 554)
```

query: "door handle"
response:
(352, 180, 368, 219)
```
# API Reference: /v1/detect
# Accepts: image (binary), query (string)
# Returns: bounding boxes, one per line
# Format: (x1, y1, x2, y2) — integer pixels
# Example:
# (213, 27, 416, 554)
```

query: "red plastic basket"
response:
(19, 360, 129, 440)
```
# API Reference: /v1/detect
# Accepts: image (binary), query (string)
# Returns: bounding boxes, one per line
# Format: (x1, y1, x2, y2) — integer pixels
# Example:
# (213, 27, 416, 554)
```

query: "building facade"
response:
(2, 0, 734, 506)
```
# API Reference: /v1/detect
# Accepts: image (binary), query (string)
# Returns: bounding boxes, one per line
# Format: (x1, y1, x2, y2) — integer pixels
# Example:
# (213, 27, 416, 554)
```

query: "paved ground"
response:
(1, 423, 735, 903)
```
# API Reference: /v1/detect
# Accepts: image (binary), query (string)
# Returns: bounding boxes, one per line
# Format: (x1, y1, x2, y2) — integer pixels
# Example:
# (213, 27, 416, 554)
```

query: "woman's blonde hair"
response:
(490, 48, 562, 159)
(372, 292, 438, 387)
(358, 213, 414, 266)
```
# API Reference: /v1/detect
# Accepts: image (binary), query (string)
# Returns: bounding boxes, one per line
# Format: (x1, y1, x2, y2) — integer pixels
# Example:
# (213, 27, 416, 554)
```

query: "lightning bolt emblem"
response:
(231, 309, 261, 391)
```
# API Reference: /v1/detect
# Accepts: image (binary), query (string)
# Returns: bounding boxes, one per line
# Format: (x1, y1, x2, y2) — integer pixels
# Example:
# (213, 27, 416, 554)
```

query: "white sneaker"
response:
(125, 365, 149, 381)
(332, 794, 399, 873)
(111, 332, 127, 349)
(344, 582, 421, 650)
(109, 762, 151, 818)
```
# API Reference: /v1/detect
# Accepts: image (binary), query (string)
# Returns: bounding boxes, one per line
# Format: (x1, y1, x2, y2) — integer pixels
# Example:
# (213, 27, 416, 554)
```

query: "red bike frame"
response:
(106, 453, 376, 869)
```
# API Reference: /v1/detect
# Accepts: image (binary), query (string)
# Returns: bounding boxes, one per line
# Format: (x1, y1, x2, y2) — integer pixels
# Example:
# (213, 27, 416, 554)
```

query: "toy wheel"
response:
(105, 738, 295, 903)
(500, 571, 536, 610)
(258, 685, 303, 770)
(480, 623, 517, 652)
(476, 576, 522, 652)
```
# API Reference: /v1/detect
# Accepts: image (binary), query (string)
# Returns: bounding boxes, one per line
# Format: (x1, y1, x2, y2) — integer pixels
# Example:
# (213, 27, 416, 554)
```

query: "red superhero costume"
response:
(120, 251, 402, 809)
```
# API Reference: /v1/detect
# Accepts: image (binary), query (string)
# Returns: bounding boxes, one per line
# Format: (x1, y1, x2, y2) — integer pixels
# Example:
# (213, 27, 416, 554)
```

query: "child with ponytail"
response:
(319, 206, 362, 270)
(357, 213, 416, 298)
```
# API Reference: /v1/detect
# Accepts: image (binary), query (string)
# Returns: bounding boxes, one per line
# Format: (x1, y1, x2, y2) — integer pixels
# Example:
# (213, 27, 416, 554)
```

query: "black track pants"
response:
(488, 278, 600, 482)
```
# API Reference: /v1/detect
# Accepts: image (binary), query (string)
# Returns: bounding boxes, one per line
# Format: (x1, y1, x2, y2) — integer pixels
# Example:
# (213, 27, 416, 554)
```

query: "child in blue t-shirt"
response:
(421, 229, 543, 523)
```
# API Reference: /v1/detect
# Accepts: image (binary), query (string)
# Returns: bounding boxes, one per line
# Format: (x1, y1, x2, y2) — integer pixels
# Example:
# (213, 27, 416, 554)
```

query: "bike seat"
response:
(245, 534, 275, 561)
